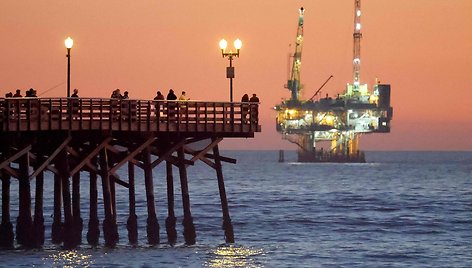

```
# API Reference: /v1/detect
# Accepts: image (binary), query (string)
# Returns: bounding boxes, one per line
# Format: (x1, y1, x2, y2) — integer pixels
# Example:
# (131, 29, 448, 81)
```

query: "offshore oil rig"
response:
(275, 1, 393, 162)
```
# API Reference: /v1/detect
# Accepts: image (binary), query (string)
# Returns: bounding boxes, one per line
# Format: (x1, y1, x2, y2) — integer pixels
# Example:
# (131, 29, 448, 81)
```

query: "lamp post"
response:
(219, 38, 242, 102)
(65, 37, 74, 97)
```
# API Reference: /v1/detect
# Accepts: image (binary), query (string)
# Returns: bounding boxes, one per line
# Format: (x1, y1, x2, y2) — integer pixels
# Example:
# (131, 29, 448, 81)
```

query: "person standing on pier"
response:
(166, 89, 177, 100)
(249, 93, 260, 124)
(249, 93, 259, 103)
(122, 91, 129, 99)
(69, 89, 80, 119)
(166, 89, 177, 120)
(241, 94, 249, 123)
(71, 88, 79, 98)
(154, 91, 165, 100)
(13, 89, 22, 97)
(178, 91, 189, 101)
(111, 89, 123, 99)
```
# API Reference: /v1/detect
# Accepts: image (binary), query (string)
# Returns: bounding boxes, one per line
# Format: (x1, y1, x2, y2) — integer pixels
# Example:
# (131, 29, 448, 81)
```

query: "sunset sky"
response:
(2, 1, 471, 151)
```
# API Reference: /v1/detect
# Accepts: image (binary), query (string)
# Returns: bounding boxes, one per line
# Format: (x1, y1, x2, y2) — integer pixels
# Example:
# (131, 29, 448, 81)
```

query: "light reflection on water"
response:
(204, 245, 265, 268)
(43, 250, 94, 268)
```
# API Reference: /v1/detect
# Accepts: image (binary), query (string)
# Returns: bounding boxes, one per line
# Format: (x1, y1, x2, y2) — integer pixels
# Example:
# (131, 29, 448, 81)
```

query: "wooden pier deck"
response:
(0, 97, 260, 134)
(0, 97, 260, 249)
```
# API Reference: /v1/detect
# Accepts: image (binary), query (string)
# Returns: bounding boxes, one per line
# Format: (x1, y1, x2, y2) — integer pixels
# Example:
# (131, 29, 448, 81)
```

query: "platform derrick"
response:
(275, 2, 393, 162)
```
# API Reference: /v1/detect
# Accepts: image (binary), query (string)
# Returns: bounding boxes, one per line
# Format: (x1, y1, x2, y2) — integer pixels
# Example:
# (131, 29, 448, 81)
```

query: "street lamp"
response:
(65, 37, 74, 97)
(219, 38, 242, 102)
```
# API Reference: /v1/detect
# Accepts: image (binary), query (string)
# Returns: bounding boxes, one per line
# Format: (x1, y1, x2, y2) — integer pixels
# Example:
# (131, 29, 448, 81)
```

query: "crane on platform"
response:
(285, 7, 305, 102)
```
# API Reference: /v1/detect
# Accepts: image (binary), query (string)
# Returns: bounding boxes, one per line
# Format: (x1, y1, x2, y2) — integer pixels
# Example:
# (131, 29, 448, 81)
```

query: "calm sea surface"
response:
(1, 151, 471, 267)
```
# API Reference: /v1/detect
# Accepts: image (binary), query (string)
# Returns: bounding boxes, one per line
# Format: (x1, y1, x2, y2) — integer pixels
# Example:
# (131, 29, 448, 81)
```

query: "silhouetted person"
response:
(69, 89, 79, 118)
(5, 92, 13, 98)
(249, 94, 259, 124)
(25, 88, 37, 97)
(241, 94, 249, 122)
(111, 89, 123, 99)
(166, 89, 177, 120)
(71, 88, 79, 98)
(154, 91, 165, 100)
(178, 91, 189, 101)
(166, 89, 177, 100)
(13, 89, 22, 97)
(122, 91, 129, 99)
(249, 93, 259, 103)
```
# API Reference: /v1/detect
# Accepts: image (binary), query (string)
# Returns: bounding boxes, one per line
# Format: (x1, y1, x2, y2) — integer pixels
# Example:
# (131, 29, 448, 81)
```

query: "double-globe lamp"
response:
(219, 38, 242, 102)
(65, 37, 74, 98)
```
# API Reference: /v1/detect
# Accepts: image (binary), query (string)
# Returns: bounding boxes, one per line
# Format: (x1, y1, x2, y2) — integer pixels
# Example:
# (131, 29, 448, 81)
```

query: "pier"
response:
(0, 97, 260, 248)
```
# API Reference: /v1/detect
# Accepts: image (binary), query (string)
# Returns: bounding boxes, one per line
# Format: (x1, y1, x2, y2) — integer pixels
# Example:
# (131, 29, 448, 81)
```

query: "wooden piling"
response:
(165, 161, 177, 245)
(86, 166, 100, 246)
(143, 148, 159, 245)
(126, 161, 138, 245)
(16, 153, 34, 247)
(177, 147, 196, 245)
(33, 167, 45, 247)
(0, 173, 14, 248)
(57, 149, 74, 248)
(213, 144, 235, 243)
(99, 149, 119, 247)
(72, 172, 83, 245)
(51, 173, 63, 244)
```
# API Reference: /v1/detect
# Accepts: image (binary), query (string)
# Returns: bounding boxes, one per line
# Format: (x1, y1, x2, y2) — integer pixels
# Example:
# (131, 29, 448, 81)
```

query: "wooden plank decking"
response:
(0, 98, 260, 135)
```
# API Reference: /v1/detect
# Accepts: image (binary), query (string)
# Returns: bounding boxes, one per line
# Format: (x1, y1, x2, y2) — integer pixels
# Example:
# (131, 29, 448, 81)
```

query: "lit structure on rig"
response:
(274, 2, 393, 162)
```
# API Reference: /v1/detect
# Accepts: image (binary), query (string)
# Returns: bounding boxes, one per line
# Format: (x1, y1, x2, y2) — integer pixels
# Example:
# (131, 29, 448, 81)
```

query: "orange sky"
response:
(2, 0, 472, 151)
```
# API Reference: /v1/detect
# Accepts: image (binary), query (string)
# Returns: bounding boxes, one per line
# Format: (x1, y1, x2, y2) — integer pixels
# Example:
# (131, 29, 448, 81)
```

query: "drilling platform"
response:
(275, 1, 393, 162)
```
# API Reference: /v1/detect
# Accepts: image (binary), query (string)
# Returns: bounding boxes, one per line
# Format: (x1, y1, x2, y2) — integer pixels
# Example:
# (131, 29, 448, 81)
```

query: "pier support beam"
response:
(33, 166, 45, 247)
(56, 149, 75, 248)
(0, 173, 14, 248)
(72, 172, 83, 245)
(213, 144, 234, 243)
(165, 161, 177, 245)
(87, 167, 100, 246)
(143, 148, 159, 245)
(126, 161, 138, 245)
(51, 173, 63, 244)
(16, 153, 34, 247)
(99, 148, 119, 247)
(177, 147, 196, 245)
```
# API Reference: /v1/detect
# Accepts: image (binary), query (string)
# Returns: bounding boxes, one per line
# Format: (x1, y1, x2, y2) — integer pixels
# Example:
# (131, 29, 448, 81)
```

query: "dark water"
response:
(1, 151, 471, 267)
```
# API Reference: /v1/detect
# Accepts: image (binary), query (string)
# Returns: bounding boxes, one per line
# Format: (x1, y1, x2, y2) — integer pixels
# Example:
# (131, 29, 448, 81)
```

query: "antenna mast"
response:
(353, 0, 362, 90)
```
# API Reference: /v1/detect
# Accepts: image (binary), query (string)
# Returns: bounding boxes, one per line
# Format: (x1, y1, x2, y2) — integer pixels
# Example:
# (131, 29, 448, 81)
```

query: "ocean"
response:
(0, 151, 471, 267)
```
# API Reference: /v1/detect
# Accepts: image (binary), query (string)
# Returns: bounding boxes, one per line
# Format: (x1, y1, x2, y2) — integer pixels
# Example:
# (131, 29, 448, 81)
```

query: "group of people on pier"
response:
(4, 88, 38, 98)
(153, 89, 188, 101)
(3, 87, 260, 105)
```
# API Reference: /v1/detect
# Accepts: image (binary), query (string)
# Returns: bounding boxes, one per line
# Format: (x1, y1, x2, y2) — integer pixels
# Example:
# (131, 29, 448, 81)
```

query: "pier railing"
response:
(0, 98, 260, 134)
